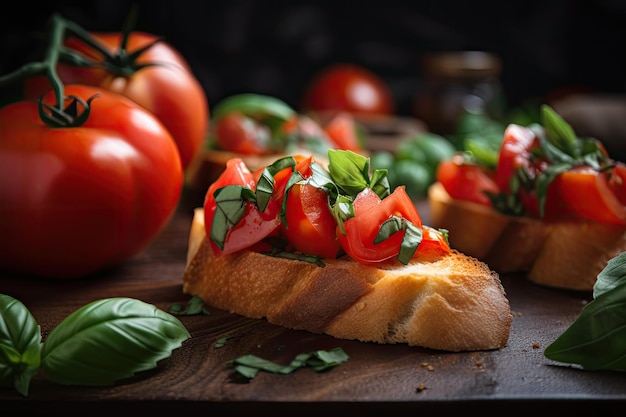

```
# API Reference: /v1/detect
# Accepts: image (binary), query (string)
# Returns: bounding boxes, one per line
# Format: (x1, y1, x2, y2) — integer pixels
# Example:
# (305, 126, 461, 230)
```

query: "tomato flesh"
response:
(436, 154, 499, 206)
(337, 186, 425, 264)
(282, 183, 341, 258)
(204, 158, 280, 255)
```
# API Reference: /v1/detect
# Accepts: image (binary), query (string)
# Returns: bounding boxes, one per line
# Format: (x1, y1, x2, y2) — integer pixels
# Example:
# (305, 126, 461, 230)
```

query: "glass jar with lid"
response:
(413, 51, 505, 135)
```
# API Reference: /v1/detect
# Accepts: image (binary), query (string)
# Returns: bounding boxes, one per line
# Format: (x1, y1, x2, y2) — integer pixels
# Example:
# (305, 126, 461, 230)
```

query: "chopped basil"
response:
(230, 347, 349, 379)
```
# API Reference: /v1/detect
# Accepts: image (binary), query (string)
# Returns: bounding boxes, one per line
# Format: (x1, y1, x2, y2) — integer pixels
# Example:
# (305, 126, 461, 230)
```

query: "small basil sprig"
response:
(0, 294, 190, 396)
(544, 252, 626, 371)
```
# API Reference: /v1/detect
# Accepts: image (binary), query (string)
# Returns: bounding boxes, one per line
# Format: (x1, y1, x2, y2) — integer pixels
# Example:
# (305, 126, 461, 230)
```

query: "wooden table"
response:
(2, 193, 626, 416)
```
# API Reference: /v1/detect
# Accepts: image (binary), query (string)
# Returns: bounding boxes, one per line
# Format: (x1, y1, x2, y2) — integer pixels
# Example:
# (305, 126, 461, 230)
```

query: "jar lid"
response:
(421, 51, 502, 78)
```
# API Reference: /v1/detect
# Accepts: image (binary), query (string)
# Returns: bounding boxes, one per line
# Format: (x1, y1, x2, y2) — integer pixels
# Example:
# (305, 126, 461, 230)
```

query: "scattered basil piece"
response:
(0, 294, 42, 396)
(168, 295, 211, 316)
(41, 297, 190, 386)
(544, 252, 626, 371)
(230, 347, 349, 379)
(215, 337, 229, 348)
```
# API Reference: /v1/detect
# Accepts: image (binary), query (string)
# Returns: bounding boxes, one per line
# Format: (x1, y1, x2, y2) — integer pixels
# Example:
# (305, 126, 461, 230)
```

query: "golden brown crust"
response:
(428, 182, 626, 291)
(182, 208, 512, 352)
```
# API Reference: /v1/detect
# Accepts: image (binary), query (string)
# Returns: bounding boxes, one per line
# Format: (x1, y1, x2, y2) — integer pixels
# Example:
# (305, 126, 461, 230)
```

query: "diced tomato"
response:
(323, 112, 362, 152)
(282, 183, 341, 258)
(214, 112, 273, 155)
(416, 226, 451, 257)
(204, 158, 281, 255)
(553, 166, 626, 225)
(495, 124, 540, 193)
(436, 154, 499, 206)
(337, 186, 425, 264)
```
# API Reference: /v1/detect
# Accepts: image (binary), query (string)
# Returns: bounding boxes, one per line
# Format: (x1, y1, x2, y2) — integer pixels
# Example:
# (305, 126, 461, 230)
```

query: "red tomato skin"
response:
(282, 183, 341, 258)
(416, 226, 452, 257)
(214, 112, 272, 155)
(323, 112, 362, 152)
(337, 186, 425, 264)
(436, 155, 500, 206)
(495, 124, 539, 193)
(0, 85, 183, 279)
(302, 64, 394, 116)
(24, 32, 208, 169)
(554, 166, 626, 225)
(203, 158, 280, 255)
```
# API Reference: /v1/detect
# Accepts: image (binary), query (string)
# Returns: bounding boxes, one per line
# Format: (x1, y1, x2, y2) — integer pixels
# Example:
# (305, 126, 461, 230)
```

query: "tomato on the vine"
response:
(0, 85, 183, 279)
(24, 31, 208, 169)
(302, 64, 394, 116)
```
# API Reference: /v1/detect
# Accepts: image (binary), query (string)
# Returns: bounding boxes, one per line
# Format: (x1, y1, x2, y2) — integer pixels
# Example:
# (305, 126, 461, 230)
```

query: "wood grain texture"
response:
(2, 196, 626, 415)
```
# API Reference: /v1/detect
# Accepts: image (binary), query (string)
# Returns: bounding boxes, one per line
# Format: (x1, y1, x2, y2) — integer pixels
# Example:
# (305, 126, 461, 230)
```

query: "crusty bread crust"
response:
(182, 208, 512, 351)
(428, 182, 626, 291)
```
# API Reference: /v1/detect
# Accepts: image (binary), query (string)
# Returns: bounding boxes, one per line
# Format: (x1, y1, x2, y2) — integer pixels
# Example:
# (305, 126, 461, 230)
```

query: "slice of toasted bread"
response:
(428, 181, 626, 291)
(182, 208, 512, 352)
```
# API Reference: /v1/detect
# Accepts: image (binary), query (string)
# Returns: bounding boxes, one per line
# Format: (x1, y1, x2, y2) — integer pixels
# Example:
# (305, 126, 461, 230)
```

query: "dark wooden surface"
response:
(2, 193, 626, 416)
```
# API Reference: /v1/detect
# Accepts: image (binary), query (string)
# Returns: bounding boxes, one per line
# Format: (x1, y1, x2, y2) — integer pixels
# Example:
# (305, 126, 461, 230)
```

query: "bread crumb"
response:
(516, 311, 523, 317)
(418, 362, 435, 371)
(532, 342, 540, 349)
(475, 359, 484, 367)
(416, 383, 427, 392)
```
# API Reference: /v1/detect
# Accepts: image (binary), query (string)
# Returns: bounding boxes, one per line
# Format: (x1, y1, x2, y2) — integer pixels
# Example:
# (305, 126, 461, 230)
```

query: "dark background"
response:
(1, 0, 625, 122)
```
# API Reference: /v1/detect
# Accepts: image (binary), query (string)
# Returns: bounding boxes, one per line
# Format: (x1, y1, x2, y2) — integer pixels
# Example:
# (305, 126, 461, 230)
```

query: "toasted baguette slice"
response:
(182, 208, 512, 352)
(428, 182, 626, 291)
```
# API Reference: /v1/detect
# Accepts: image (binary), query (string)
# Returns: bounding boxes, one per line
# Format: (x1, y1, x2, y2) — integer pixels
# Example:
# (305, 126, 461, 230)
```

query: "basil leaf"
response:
(0, 294, 42, 396)
(543, 283, 626, 371)
(210, 185, 251, 250)
(594, 251, 626, 299)
(256, 156, 296, 212)
(328, 149, 370, 196)
(375, 217, 423, 264)
(231, 347, 349, 379)
(541, 104, 577, 156)
(211, 93, 295, 122)
(41, 298, 190, 386)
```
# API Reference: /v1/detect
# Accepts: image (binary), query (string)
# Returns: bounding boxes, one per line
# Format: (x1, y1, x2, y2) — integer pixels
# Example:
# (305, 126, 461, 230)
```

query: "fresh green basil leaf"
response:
(210, 185, 251, 249)
(544, 282, 626, 371)
(256, 156, 297, 212)
(41, 297, 190, 386)
(168, 295, 211, 316)
(594, 251, 626, 299)
(328, 149, 370, 196)
(369, 168, 391, 199)
(211, 93, 295, 122)
(375, 217, 423, 264)
(0, 294, 42, 396)
(534, 163, 571, 218)
(541, 105, 577, 155)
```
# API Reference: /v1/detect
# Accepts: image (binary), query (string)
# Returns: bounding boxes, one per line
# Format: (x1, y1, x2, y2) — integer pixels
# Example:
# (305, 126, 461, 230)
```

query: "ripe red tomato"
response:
(337, 186, 425, 264)
(0, 85, 183, 279)
(436, 154, 499, 206)
(302, 64, 394, 116)
(24, 31, 208, 169)
(282, 183, 341, 258)
(203, 158, 281, 255)
(214, 112, 273, 155)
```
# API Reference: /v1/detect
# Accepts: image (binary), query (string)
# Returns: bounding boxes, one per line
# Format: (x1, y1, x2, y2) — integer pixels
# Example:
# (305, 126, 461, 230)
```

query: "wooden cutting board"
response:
(2, 196, 625, 415)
